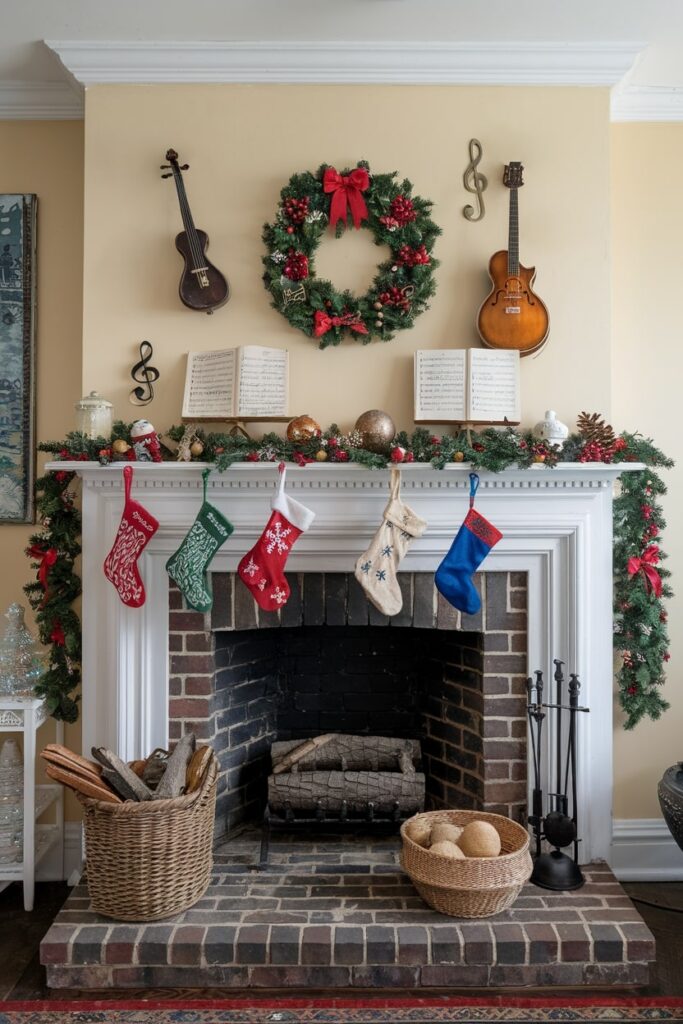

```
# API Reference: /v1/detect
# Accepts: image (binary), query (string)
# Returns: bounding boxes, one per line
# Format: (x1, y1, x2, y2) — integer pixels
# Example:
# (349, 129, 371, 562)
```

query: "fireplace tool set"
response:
(526, 660, 590, 891)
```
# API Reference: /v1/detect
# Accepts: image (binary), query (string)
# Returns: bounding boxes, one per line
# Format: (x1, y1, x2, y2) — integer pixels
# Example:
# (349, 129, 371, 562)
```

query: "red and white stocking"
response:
(103, 465, 159, 608)
(237, 464, 315, 611)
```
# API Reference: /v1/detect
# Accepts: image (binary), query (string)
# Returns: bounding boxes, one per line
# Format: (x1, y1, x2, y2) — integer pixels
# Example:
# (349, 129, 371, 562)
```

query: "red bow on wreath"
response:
(323, 167, 370, 230)
(627, 544, 663, 597)
(27, 545, 58, 606)
(313, 309, 368, 338)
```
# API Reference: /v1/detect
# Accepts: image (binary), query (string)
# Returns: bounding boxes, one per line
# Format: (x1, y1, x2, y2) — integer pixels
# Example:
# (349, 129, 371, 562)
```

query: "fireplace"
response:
(168, 571, 528, 838)
(52, 458, 638, 863)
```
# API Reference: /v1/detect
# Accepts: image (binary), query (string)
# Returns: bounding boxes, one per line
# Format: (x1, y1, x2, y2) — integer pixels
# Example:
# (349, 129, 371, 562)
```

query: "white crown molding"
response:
(611, 818, 683, 881)
(45, 39, 644, 87)
(0, 80, 83, 119)
(611, 84, 683, 122)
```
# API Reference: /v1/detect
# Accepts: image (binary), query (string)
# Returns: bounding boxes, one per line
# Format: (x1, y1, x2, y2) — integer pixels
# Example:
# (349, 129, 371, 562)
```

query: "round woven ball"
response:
(406, 820, 432, 848)
(458, 819, 502, 858)
(429, 840, 465, 860)
(431, 822, 463, 846)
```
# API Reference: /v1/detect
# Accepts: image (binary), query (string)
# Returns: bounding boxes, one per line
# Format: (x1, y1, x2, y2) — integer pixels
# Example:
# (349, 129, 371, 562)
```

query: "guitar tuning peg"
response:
(161, 172, 173, 179)
(160, 163, 170, 169)
(180, 164, 189, 171)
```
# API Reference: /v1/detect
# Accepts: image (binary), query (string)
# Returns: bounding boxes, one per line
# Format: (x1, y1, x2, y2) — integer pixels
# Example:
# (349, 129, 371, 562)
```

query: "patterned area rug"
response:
(1, 998, 683, 1023)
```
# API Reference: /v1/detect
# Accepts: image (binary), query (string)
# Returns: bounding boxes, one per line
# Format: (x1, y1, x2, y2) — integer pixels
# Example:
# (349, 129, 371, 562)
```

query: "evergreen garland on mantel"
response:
(25, 422, 673, 730)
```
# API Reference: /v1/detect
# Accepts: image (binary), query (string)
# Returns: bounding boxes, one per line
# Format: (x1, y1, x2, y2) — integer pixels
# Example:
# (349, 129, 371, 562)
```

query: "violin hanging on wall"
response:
(477, 161, 549, 356)
(161, 148, 229, 315)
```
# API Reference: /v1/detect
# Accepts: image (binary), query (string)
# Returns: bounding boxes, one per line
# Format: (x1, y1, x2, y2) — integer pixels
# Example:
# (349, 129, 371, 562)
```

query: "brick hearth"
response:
(41, 833, 654, 990)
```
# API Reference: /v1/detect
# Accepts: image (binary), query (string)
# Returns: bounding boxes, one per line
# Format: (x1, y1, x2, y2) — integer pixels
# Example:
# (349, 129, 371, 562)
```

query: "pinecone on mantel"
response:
(576, 411, 616, 448)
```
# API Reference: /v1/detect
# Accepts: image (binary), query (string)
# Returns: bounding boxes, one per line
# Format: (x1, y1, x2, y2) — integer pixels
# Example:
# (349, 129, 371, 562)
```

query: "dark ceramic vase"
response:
(658, 763, 683, 852)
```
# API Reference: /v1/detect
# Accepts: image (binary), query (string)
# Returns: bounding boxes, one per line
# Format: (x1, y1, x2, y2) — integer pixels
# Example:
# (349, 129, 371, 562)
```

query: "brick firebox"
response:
(168, 571, 528, 839)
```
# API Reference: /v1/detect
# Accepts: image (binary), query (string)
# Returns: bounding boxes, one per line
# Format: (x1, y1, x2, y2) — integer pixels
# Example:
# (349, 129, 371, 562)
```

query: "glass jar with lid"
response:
(75, 390, 113, 440)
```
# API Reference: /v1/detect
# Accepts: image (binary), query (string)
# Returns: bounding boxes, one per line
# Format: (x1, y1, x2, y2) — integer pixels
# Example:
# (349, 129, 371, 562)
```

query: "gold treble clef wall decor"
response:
(463, 138, 488, 222)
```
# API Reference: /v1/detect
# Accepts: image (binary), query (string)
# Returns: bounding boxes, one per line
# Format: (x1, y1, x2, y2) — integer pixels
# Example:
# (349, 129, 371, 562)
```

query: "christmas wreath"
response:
(262, 161, 441, 348)
(27, 416, 672, 730)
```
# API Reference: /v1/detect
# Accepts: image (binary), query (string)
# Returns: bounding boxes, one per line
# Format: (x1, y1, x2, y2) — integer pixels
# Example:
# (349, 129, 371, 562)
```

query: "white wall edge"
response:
(36, 821, 83, 882)
(0, 81, 83, 119)
(44, 39, 643, 87)
(611, 818, 683, 881)
(611, 85, 683, 122)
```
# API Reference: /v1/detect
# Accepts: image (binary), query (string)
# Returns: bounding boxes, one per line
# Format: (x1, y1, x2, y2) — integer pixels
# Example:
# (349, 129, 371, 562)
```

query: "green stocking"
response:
(166, 469, 234, 611)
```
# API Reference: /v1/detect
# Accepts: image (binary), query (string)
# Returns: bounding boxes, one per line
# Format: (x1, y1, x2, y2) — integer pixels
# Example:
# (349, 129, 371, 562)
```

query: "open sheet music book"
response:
(182, 346, 289, 420)
(414, 348, 520, 425)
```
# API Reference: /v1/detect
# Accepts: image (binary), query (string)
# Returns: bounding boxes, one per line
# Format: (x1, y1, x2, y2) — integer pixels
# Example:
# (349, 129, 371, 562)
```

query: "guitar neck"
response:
(507, 188, 519, 278)
(172, 171, 204, 268)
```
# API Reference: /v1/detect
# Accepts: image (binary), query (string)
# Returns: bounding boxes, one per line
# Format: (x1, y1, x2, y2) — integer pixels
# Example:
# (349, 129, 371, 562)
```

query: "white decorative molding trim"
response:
(611, 85, 683, 122)
(45, 40, 643, 87)
(611, 818, 683, 881)
(37, 822, 83, 882)
(0, 81, 83, 119)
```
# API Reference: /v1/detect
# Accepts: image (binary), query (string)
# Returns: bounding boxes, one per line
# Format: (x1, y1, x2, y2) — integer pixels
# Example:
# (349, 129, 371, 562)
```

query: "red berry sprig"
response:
(378, 286, 411, 312)
(283, 249, 309, 281)
(283, 196, 310, 225)
(390, 195, 417, 225)
(396, 244, 430, 267)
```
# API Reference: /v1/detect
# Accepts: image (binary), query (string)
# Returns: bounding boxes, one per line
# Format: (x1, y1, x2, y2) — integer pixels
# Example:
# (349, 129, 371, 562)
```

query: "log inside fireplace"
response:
(261, 734, 426, 864)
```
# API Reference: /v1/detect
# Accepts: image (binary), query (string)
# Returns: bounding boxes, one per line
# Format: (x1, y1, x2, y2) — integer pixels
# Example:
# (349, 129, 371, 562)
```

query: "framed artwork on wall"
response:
(0, 194, 37, 524)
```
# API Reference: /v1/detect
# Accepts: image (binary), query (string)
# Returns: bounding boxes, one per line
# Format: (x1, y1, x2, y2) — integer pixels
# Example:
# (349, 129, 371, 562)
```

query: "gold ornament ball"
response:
(315, 449, 328, 461)
(287, 414, 321, 443)
(354, 410, 396, 454)
(452, 451, 465, 462)
(112, 439, 130, 455)
(190, 440, 204, 457)
(533, 453, 546, 463)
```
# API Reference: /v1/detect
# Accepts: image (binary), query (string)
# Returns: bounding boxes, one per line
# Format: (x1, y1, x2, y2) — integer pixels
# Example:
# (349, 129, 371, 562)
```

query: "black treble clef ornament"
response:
(129, 340, 160, 406)
(463, 138, 488, 222)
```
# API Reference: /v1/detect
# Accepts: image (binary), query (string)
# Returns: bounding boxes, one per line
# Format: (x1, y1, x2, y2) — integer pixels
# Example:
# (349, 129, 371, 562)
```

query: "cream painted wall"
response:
(611, 123, 683, 819)
(0, 120, 84, 818)
(82, 85, 611, 432)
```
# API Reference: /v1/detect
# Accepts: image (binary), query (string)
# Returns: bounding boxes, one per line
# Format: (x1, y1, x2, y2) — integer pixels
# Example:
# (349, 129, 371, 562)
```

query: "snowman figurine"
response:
(130, 419, 162, 463)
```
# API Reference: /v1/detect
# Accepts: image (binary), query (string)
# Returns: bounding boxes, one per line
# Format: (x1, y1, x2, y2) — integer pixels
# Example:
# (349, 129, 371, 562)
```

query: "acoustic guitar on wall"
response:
(477, 161, 549, 356)
(161, 148, 230, 315)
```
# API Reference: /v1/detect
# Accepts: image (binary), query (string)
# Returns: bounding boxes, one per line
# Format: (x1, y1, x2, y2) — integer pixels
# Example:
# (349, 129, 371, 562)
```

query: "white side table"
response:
(0, 697, 64, 911)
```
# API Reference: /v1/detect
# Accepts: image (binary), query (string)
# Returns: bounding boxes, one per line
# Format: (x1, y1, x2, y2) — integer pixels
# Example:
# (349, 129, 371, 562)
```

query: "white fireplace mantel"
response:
(51, 460, 643, 863)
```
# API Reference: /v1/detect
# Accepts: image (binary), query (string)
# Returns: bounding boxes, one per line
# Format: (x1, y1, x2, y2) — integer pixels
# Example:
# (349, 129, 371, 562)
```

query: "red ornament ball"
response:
(284, 248, 309, 281)
(390, 445, 407, 463)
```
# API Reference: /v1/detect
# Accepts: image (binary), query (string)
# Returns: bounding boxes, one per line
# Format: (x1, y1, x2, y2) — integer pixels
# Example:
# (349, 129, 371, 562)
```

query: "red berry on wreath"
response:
(283, 195, 310, 225)
(284, 248, 309, 281)
(390, 195, 417, 225)
(286, 226, 294, 235)
(396, 244, 430, 268)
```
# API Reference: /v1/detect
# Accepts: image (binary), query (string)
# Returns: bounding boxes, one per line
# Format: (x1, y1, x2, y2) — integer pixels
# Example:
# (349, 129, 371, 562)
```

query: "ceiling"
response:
(2, 0, 683, 117)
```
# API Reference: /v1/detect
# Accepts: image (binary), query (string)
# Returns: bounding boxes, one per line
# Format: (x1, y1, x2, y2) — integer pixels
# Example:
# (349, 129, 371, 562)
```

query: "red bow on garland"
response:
(627, 544, 663, 597)
(313, 309, 368, 338)
(323, 167, 370, 230)
(27, 545, 58, 606)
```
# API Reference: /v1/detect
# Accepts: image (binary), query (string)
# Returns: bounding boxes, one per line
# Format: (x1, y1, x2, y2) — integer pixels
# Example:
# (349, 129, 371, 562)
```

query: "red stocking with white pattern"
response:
(103, 465, 159, 608)
(237, 465, 315, 611)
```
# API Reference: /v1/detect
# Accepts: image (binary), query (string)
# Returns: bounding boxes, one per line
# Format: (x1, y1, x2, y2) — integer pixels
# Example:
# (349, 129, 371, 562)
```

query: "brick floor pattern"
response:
(41, 835, 654, 990)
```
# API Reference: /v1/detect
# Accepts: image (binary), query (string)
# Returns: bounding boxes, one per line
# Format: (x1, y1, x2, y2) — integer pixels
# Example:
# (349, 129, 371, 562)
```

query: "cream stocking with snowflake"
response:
(354, 468, 426, 616)
(237, 464, 315, 611)
(104, 465, 159, 608)
(166, 469, 234, 612)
